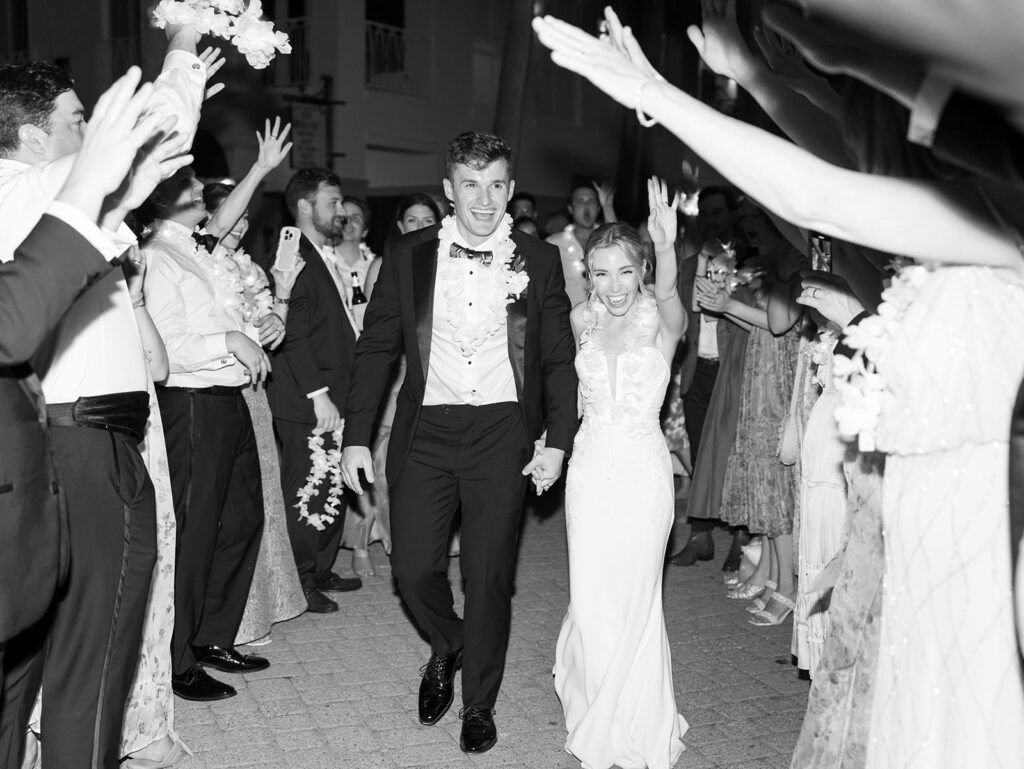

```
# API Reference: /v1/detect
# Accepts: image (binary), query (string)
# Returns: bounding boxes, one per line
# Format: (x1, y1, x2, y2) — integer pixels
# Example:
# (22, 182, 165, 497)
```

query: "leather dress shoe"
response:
(460, 707, 497, 753)
(670, 534, 714, 566)
(171, 664, 236, 701)
(418, 649, 462, 725)
(192, 644, 269, 673)
(317, 572, 363, 592)
(304, 588, 339, 613)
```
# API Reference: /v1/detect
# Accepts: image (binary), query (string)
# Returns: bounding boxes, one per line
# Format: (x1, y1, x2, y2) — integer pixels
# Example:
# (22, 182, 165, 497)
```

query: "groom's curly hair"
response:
(0, 62, 75, 156)
(444, 131, 513, 180)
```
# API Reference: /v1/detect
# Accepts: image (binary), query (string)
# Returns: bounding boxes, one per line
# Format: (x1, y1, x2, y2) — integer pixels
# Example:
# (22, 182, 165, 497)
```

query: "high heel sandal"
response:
(748, 591, 796, 626)
(727, 580, 766, 600)
(744, 580, 776, 613)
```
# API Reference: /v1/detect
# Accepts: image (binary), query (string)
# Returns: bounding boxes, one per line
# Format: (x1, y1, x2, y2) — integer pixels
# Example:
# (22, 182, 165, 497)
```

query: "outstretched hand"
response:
(255, 116, 294, 174)
(687, 0, 756, 82)
(199, 46, 226, 100)
(532, 8, 662, 112)
(646, 176, 679, 253)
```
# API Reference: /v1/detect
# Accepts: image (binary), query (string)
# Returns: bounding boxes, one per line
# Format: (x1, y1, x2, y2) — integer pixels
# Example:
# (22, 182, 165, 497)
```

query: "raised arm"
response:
(205, 118, 292, 237)
(532, 9, 1022, 270)
(646, 177, 686, 353)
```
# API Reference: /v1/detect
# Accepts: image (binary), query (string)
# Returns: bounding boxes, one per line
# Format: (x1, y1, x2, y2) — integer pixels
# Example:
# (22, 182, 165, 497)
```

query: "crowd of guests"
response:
(2, 2, 1024, 769)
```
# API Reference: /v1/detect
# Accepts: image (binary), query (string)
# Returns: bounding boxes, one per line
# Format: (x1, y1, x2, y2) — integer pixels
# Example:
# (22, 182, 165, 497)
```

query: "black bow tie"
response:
(449, 243, 493, 266)
(192, 231, 219, 253)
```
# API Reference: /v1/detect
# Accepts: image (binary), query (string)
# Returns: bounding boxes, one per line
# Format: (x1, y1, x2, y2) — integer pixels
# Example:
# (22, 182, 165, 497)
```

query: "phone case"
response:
(274, 226, 301, 272)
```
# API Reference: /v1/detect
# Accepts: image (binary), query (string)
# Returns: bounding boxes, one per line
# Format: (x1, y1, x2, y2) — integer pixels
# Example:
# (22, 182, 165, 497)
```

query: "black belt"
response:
(697, 356, 720, 365)
(158, 385, 245, 397)
(47, 391, 150, 443)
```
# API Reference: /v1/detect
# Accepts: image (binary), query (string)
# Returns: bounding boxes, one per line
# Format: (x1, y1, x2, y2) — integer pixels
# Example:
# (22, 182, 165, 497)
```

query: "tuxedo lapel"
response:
(506, 247, 528, 399)
(411, 239, 438, 374)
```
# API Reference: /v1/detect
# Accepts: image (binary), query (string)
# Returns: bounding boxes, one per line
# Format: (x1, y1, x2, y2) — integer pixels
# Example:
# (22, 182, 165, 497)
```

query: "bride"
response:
(552, 177, 688, 769)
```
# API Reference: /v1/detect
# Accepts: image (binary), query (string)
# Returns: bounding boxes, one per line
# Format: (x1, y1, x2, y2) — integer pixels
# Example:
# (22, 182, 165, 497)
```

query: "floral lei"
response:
(151, 0, 291, 69)
(203, 242, 274, 323)
(833, 263, 930, 451)
(437, 214, 529, 356)
(295, 426, 344, 530)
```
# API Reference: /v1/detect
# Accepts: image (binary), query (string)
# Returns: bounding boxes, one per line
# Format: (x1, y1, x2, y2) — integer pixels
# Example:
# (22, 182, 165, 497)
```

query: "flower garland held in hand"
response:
(229, 247, 274, 323)
(832, 263, 931, 451)
(295, 425, 345, 531)
(437, 213, 529, 357)
(151, 0, 291, 69)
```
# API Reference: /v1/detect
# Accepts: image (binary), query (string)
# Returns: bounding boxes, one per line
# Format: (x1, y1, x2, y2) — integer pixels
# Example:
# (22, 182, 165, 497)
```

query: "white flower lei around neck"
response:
(201, 242, 273, 322)
(295, 425, 344, 530)
(437, 214, 528, 356)
(150, 0, 291, 69)
(832, 263, 930, 451)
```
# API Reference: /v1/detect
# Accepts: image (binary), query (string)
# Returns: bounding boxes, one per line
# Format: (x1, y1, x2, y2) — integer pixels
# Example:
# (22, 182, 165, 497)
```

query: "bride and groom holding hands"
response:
(340, 130, 688, 767)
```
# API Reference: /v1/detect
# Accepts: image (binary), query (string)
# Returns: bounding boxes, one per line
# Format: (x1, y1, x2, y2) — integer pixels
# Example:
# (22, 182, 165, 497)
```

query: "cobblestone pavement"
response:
(175, 499, 809, 769)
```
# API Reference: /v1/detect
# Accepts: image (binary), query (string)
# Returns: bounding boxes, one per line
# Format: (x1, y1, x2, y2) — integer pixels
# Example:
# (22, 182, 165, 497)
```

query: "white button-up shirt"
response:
(423, 228, 518, 406)
(143, 220, 247, 388)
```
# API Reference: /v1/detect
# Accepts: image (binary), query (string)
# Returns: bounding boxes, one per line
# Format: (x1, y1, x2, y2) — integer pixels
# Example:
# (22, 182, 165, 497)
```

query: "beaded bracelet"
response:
(634, 75, 663, 128)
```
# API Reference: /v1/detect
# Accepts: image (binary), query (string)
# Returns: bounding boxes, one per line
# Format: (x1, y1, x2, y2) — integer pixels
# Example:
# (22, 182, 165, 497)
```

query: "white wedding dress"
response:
(554, 295, 688, 769)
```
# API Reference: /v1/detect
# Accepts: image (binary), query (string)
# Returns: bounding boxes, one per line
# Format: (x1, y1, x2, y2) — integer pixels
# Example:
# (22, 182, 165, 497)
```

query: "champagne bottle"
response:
(350, 271, 367, 306)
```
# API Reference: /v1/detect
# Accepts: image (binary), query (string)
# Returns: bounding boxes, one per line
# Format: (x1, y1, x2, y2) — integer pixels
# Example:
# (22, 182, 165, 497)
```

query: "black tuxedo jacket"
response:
(342, 224, 578, 484)
(1, 214, 112, 640)
(267, 233, 358, 425)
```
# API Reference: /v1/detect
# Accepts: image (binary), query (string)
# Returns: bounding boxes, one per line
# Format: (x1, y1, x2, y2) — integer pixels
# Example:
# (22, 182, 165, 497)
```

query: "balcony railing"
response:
(262, 17, 310, 88)
(365, 21, 429, 98)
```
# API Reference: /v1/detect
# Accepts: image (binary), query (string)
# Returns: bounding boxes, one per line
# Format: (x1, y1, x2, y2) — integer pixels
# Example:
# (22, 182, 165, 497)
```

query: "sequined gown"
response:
(554, 296, 688, 769)
(864, 266, 1024, 769)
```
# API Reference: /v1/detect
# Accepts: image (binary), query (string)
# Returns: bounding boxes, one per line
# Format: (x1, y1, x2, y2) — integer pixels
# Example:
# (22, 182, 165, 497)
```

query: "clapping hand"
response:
(694, 276, 731, 313)
(255, 117, 294, 174)
(646, 176, 680, 253)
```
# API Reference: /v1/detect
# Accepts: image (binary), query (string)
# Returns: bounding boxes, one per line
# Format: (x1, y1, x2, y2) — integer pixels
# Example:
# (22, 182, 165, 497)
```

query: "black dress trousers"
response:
(388, 402, 530, 710)
(158, 387, 264, 675)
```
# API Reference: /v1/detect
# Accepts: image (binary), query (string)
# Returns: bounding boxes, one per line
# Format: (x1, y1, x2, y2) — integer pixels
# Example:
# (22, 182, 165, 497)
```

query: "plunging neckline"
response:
(582, 294, 664, 402)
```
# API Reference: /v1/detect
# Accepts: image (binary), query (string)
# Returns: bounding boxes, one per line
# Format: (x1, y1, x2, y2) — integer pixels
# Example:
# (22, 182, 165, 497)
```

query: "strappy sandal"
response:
(744, 580, 777, 613)
(749, 591, 796, 626)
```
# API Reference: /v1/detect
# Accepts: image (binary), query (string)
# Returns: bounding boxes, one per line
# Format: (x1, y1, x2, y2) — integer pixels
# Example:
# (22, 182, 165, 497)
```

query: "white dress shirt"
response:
(143, 220, 247, 388)
(423, 227, 518, 406)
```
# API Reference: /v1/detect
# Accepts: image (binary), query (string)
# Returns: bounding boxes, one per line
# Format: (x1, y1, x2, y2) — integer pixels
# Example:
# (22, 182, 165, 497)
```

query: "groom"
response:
(341, 131, 578, 753)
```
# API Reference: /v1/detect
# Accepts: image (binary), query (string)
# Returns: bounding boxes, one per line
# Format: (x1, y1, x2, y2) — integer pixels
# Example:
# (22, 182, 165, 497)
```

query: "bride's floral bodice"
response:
(575, 294, 670, 438)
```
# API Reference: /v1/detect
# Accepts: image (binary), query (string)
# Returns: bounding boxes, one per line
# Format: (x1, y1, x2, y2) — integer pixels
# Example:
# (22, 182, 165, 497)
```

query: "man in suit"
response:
(267, 168, 363, 615)
(341, 132, 578, 754)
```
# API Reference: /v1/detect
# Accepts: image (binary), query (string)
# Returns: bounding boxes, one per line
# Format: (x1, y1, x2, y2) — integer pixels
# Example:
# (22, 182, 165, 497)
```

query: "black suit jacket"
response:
(1, 214, 111, 640)
(267, 233, 358, 425)
(343, 225, 578, 484)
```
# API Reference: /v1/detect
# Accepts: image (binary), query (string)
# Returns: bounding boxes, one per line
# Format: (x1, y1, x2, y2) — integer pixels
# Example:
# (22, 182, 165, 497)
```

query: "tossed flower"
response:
(232, 0, 292, 69)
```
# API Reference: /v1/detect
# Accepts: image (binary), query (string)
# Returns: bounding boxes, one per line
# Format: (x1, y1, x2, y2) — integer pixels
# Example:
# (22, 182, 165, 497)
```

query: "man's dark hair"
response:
(509, 191, 535, 208)
(444, 131, 512, 180)
(698, 185, 740, 211)
(0, 62, 75, 156)
(285, 167, 342, 218)
(342, 194, 371, 228)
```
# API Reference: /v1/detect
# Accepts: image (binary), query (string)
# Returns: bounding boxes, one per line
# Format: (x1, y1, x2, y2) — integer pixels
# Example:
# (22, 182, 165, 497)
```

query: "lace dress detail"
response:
(554, 294, 688, 769)
(864, 266, 1024, 769)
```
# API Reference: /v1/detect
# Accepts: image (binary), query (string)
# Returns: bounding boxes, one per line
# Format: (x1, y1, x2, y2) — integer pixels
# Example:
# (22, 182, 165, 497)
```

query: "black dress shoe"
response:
(317, 572, 363, 592)
(304, 588, 339, 613)
(418, 650, 462, 725)
(193, 644, 270, 673)
(460, 707, 497, 753)
(669, 534, 714, 566)
(172, 664, 236, 701)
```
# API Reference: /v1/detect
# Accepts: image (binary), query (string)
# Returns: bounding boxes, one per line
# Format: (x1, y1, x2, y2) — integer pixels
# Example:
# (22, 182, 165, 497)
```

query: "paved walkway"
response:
(175, 500, 809, 769)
